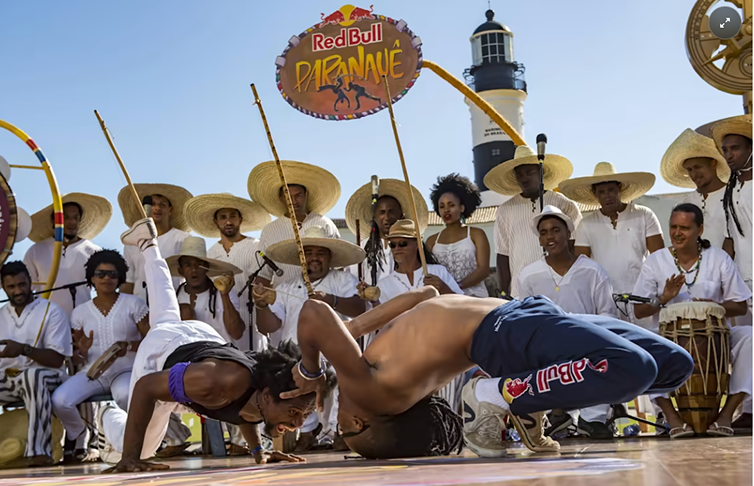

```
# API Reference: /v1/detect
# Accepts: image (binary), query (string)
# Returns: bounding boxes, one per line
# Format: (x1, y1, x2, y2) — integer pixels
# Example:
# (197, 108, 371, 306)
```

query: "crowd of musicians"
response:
(0, 114, 751, 466)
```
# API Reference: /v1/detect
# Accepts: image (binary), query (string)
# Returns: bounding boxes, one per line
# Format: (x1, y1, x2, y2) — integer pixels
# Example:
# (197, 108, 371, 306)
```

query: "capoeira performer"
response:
(99, 218, 335, 472)
(51, 250, 149, 462)
(633, 203, 752, 438)
(0, 261, 72, 467)
(282, 289, 694, 459)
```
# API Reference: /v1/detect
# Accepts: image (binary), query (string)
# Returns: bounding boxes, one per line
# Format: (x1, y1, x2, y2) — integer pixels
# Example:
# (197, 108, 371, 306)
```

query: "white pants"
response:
(101, 245, 226, 459)
(52, 369, 131, 444)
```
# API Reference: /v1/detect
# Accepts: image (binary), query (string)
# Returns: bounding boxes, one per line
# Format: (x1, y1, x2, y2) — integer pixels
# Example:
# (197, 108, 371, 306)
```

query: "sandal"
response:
(669, 423, 694, 439)
(707, 422, 734, 437)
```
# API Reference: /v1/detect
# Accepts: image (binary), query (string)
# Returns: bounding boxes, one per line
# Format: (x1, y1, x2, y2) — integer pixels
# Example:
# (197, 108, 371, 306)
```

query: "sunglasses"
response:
(93, 270, 119, 279)
(388, 240, 410, 249)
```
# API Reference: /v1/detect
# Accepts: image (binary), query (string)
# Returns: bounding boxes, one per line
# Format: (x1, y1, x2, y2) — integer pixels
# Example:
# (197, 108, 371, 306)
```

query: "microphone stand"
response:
(0, 281, 88, 304)
(539, 160, 545, 212)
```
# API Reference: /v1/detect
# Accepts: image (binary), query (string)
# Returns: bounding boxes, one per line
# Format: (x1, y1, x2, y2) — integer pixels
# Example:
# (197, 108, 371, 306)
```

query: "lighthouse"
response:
(464, 9, 527, 207)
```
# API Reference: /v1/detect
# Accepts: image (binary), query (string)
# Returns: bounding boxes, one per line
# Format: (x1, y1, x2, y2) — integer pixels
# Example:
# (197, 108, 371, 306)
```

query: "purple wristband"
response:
(168, 362, 192, 405)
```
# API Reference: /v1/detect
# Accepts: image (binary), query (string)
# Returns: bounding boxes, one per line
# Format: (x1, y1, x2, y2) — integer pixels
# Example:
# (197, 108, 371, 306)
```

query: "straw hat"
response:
(118, 183, 193, 232)
(29, 193, 112, 243)
(660, 129, 729, 188)
(711, 114, 752, 154)
(0, 410, 63, 466)
(385, 219, 420, 239)
(531, 205, 575, 236)
(345, 179, 428, 239)
(558, 162, 655, 206)
(184, 193, 271, 238)
(166, 236, 242, 277)
(247, 161, 340, 218)
(266, 226, 365, 268)
(483, 145, 574, 196)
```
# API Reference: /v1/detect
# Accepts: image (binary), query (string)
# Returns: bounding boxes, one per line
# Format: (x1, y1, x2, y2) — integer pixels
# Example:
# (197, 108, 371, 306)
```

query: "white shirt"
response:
(70, 294, 147, 376)
(208, 237, 264, 351)
(632, 246, 752, 332)
(124, 227, 189, 303)
(177, 285, 242, 347)
(24, 238, 101, 318)
(349, 240, 394, 285)
(495, 192, 582, 297)
(726, 180, 752, 283)
(258, 213, 340, 285)
(269, 269, 358, 345)
(575, 202, 662, 293)
(377, 264, 463, 304)
(0, 298, 71, 373)
(517, 255, 617, 317)
(683, 187, 727, 249)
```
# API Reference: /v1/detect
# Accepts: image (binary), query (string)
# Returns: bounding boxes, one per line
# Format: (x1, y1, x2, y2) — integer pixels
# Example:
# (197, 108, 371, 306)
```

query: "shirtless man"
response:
(283, 291, 694, 459)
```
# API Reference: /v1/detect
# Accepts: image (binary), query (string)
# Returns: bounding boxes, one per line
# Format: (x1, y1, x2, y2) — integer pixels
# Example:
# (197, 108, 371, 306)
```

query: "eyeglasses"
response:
(93, 270, 119, 279)
(388, 241, 410, 249)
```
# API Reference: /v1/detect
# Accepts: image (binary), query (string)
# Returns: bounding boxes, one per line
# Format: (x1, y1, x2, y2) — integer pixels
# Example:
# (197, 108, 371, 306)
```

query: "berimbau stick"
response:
(249, 84, 313, 296)
(356, 219, 363, 281)
(93, 110, 147, 220)
(382, 76, 428, 277)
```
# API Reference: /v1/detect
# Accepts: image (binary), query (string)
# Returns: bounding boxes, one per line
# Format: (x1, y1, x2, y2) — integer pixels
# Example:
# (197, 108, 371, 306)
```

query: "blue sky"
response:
(0, 0, 743, 262)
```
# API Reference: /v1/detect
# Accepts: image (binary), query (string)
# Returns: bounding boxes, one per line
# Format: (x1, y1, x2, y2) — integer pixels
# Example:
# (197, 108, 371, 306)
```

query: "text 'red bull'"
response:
(312, 23, 383, 52)
(536, 357, 609, 394)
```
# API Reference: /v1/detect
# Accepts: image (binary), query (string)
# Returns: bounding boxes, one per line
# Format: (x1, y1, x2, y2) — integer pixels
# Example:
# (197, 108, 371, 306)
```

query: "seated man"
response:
(283, 290, 694, 459)
(99, 218, 336, 473)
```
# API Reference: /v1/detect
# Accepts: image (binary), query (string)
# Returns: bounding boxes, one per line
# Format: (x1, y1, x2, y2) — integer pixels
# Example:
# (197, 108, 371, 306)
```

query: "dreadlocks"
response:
(722, 134, 752, 238)
(176, 280, 218, 319)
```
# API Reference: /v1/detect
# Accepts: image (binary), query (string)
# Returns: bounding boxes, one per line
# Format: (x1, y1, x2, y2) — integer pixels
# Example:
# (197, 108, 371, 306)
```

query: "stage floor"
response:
(1, 436, 751, 486)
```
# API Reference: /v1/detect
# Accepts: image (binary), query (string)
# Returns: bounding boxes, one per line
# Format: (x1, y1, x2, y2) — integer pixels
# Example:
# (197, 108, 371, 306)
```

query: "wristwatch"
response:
(21, 344, 32, 356)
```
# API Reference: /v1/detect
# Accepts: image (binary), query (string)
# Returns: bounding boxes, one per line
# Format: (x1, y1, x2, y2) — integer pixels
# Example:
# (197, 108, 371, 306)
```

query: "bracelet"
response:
(298, 359, 325, 381)
(650, 297, 661, 309)
(332, 295, 339, 309)
(126, 341, 134, 352)
(250, 445, 263, 456)
(254, 303, 269, 310)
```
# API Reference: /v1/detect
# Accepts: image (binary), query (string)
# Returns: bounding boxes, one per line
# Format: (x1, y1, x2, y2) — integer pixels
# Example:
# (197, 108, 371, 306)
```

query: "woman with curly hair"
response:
(427, 174, 490, 298)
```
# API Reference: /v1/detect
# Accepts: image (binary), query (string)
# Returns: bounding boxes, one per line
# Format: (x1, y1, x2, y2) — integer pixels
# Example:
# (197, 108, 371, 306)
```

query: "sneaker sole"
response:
(509, 414, 560, 453)
(545, 417, 573, 437)
(463, 437, 509, 458)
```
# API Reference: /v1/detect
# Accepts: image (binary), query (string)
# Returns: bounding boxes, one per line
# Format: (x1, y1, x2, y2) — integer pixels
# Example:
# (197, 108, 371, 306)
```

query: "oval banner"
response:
(0, 172, 18, 267)
(275, 5, 423, 120)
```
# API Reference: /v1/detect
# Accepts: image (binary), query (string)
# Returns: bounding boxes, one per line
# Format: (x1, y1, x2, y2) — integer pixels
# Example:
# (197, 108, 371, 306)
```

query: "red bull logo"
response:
(502, 374, 534, 403)
(320, 5, 375, 27)
(536, 357, 609, 393)
(312, 23, 383, 52)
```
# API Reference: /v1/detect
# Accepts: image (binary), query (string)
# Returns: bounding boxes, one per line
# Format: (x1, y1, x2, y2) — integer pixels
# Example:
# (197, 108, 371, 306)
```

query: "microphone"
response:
(371, 175, 380, 203)
(613, 293, 651, 304)
(142, 195, 153, 218)
(257, 251, 284, 277)
(536, 133, 547, 162)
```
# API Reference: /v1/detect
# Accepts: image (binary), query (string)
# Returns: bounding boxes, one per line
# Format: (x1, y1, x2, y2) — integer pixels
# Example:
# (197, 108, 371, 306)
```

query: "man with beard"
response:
(185, 194, 271, 352)
(24, 194, 111, 318)
(98, 218, 335, 472)
(0, 261, 72, 467)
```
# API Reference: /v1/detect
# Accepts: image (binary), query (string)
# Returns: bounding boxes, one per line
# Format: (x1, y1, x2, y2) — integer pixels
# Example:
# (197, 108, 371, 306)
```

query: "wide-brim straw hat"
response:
(385, 219, 419, 239)
(484, 145, 573, 196)
(118, 183, 193, 232)
(184, 193, 271, 238)
(345, 179, 428, 239)
(165, 236, 242, 277)
(711, 114, 752, 154)
(247, 161, 340, 218)
(531, 205, 575, 236)
(558, 162, 655, 206)
(660, 129, 729, 188)
(266, 226, 365, 268)
(29, 193, 112, 243)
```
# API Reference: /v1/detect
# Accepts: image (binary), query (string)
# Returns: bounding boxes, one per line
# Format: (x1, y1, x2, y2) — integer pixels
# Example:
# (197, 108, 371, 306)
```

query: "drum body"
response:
(659, 302, 730, 434)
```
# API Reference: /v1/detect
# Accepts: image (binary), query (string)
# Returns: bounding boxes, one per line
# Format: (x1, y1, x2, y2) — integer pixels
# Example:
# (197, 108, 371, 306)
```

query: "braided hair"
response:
(176, 279, 218, 319)
(722, 135, 752, 238)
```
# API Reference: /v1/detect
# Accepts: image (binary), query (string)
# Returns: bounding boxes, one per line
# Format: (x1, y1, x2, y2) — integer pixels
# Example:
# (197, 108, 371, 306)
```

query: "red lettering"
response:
(348, 28, 361, 47)
(537, 369, 549, 393)
(558, 362, 574, 385)
(335, 29, 347, 48)
(312, 33, 325, 51)
(572, 358, 587, 382)
(324, 37, 334, 50)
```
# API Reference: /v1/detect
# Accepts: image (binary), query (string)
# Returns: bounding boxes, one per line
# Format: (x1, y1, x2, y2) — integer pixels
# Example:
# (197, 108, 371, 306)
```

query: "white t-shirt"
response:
(632, 246, 752, 332)
(208, 237, 264, 351)
(0, 298, 71, 373)
(377, 264, 463, 304)
(517, 255, 617, 317)
(24, 238, 101, 318)
(269, 269, 359, 345)
(258, 213, 341, 285)
(176, 285, 242, 347)
(495, 192, 582, 296)
(682, 187, 727, 249)
(575, 202, 662, 293)
(349, 239, 394, 284)
(124, 227, 189, 303)
(70, 294, 148, 377)
(726, 180, 752, 283)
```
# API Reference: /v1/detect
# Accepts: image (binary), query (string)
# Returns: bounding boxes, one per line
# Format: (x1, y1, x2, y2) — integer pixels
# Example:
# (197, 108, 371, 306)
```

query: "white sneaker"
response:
(461, 377, 508, 457)
(120, 218, 157, 249)
(96, 402, 122, 465)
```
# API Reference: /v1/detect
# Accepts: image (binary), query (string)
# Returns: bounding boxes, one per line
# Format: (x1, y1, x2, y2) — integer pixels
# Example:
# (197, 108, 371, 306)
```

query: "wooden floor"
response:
(0, 436, 750, 486)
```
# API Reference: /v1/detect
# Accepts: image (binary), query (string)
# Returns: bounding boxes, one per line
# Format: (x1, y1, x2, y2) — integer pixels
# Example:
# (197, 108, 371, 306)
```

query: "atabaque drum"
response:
(659, 302, 730, 434)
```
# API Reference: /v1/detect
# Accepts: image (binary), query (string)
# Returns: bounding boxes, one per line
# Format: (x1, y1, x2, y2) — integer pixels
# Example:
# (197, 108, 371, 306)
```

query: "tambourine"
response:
(86, 342, 126, 381)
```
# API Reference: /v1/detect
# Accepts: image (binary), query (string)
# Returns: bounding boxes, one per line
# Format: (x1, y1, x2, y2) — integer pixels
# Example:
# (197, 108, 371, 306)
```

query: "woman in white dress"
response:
(426, 174, 490, 298)
(52, 250, 149, 457)
(633, 203, 752, 438)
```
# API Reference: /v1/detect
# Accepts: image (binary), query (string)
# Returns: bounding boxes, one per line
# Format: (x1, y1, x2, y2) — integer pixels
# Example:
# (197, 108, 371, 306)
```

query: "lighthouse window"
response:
(491, 148, 501, 157)
(480, 32, 507, 64)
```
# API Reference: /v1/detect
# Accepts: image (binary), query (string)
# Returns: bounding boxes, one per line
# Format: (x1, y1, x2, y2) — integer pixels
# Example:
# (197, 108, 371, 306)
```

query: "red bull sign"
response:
(275, 4, 423, 120)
